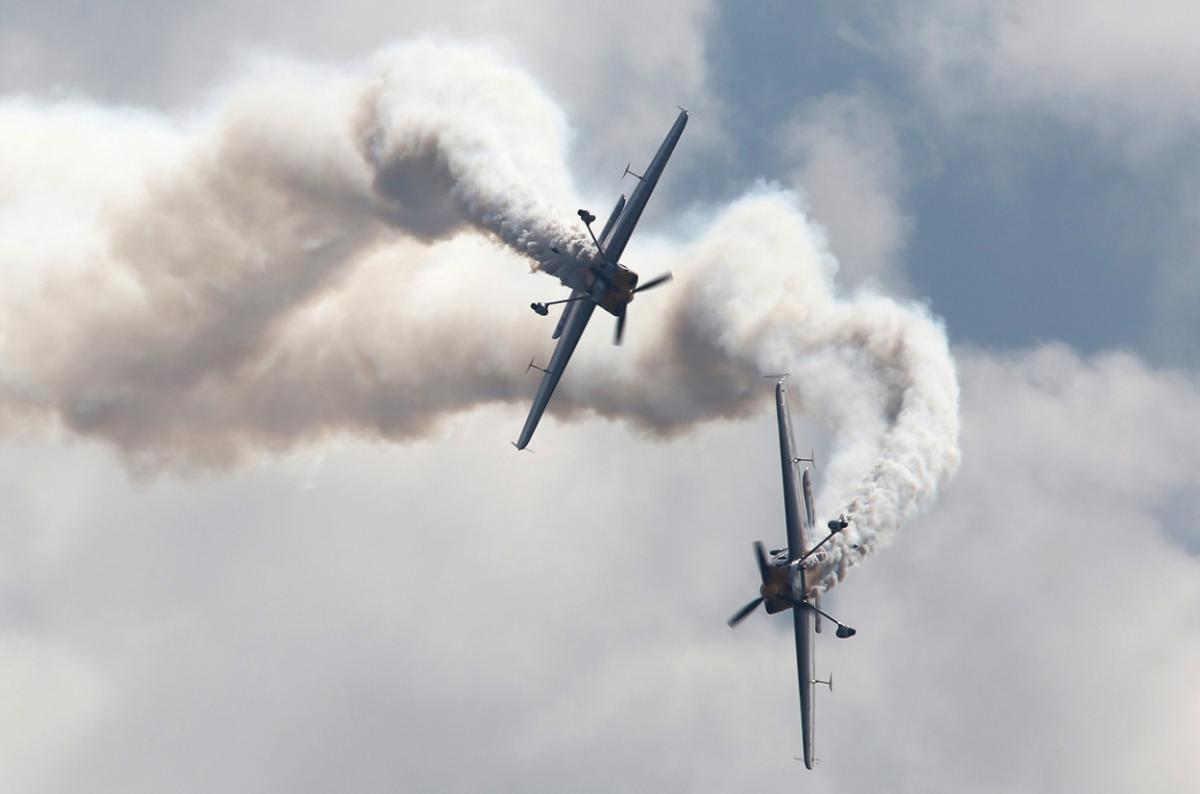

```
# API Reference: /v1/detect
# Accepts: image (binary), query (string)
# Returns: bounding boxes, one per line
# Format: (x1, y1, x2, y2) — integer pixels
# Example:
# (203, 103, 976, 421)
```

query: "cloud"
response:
(1, 342, 1197, 792)
(778, 90, 912, 293)
(853, 1, 1200, 366)
(0, 43, 591, 466)
(880, 0, 1200, 161)
(0, 45, 959, 594)
(844, 344, 1200, 791)
(0, 0, 721, 188)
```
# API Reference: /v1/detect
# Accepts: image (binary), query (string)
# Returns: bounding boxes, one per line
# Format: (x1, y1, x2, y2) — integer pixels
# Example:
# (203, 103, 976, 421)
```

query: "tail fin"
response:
(802, 468, 816, 530)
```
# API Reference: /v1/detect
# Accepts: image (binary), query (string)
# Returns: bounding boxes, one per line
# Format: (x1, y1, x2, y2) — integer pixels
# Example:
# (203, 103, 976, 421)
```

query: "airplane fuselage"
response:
(761, 559, 803, 614)
(775, 379, 818, 769)
(585, 262, 639, 317)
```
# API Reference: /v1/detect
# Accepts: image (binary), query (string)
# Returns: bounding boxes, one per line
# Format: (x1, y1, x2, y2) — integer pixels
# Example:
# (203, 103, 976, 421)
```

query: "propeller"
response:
(613, 272, 673, 346)
(728, 541, 773, 628)
(635, 272, 673, 293)
(753, 540, 771, 584)
(728, 597, 763, 628)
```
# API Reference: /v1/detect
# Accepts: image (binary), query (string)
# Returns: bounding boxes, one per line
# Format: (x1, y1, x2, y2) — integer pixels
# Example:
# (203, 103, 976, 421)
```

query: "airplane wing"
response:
(551, 288, 584, 339)
(597, 109, 688, 263)
(774, 379, 811, 561)
(793, 592, 816, 770)
(514, 298, 597, 449)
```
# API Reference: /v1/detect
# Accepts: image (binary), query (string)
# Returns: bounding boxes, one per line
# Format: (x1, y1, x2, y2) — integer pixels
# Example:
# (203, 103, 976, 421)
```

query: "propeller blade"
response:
(614, 310, 627, 346)
(754, 541, 771, 584)
(728, 597, 763, 628)
(633, 271, 673, 293)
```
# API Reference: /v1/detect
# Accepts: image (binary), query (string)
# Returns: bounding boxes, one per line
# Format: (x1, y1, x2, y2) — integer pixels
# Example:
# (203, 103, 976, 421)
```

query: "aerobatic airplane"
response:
(727, 376, 857, 769)
(513, 109, 688, 450)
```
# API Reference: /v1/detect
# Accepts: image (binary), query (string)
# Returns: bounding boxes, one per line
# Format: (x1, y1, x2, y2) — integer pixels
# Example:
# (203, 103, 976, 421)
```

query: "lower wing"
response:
(514, 299, 597, 450)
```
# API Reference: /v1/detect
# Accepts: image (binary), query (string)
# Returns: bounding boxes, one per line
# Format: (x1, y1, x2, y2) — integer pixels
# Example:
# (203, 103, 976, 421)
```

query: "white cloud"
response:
(778, 90, 912, 293)
(886, 0, 1200, 160)
(0, 1, 721, 189)
(2, 8, 1196, 790)
(1, 342, 1197, 792)
(864, 1, 1200, 364)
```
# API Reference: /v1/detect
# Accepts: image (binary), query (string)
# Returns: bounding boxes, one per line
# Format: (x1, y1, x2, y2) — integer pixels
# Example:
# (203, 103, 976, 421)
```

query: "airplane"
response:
(727, 376, 857, 770)
(513, 108, 688, 450)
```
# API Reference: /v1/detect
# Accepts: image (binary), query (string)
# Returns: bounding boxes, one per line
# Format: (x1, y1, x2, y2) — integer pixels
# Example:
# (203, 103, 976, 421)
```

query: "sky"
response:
(2, 2, 1199, 792)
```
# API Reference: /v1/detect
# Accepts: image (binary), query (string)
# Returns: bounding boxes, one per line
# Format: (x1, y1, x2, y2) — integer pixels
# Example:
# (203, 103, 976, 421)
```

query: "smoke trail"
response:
(0, 42, 959, 587)
(0, 42, 596, 467)
(565, 192, 960, 590)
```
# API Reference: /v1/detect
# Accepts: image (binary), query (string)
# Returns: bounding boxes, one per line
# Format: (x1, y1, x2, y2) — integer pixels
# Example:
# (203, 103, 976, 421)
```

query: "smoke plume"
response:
(0, 41, 959, 589)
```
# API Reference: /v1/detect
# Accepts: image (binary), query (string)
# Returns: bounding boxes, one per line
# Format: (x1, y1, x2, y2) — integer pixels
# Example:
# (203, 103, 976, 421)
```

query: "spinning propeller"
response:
(613, 271, 672, 345)
(727, 542, 772, 627)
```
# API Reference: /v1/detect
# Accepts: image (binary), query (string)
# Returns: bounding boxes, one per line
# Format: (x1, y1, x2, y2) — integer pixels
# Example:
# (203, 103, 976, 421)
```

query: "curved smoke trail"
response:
(0, 41, 959, 589)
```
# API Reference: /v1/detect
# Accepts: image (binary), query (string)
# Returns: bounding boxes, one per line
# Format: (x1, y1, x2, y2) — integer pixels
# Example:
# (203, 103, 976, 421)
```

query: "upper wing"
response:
(774, 379, 811, 561)
(514, 299, 597, 449)
(597, 109, 688, 264)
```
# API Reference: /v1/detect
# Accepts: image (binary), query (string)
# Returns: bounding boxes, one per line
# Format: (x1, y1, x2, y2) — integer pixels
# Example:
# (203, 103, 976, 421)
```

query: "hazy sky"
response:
(2, 3, 1198, 792)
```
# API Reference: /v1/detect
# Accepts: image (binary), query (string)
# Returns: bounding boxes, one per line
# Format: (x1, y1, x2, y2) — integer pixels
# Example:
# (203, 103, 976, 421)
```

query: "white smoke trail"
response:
(574, 192, 961, 590)
(0, 41, 959, 588)
(0, 42, 596, 466)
